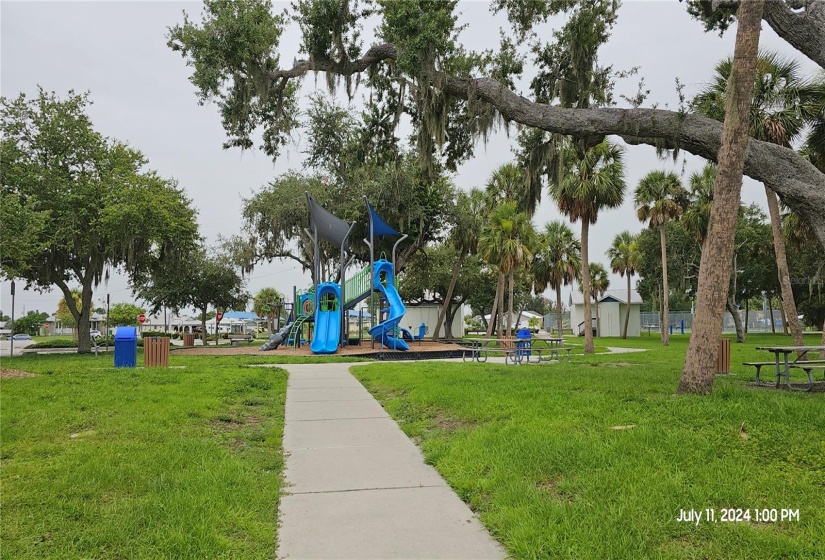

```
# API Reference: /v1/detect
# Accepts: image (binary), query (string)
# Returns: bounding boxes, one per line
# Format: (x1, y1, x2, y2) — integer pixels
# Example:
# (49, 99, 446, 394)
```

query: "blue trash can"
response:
(114, 326, 138, 368)
(516, 328, 532, 359)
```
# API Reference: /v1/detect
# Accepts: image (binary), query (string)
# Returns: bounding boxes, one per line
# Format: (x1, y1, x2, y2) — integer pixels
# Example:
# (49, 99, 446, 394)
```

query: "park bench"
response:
(228, 333, 255, 347)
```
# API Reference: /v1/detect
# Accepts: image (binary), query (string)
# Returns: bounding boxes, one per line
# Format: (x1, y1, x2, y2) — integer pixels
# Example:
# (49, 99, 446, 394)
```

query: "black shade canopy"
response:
(307, 193, 351, 250)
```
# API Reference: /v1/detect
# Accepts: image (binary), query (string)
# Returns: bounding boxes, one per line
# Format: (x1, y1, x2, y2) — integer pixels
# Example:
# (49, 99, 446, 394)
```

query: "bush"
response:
(140, 330, 168, 338)
(28, 339, 78, 349)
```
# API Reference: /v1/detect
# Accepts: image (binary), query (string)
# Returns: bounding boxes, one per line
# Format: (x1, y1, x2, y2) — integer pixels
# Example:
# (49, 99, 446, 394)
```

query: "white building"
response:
(483, 310, 545, 331)
(570, 289, 643, 337)
(403, 303, 468, 338)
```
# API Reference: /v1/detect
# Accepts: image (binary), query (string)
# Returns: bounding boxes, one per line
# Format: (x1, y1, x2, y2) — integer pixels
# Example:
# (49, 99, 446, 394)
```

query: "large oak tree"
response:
(1, 90, 200, 353)
(168, 0, 823, 390)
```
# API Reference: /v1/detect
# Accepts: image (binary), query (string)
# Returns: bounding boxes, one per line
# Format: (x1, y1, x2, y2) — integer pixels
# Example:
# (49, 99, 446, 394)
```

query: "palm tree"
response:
(253, 287, 285, 332)
(549, 140, 626, 354)
(635, 170, 687, 347)
(607, 231, 641, 339)
(800, 72, 825, 172)
(433, 189, 485, 340)
(693, 51, 809, 348)
(479, 202, 536, 338)
(479, 206, 508, 338)
(585, 262, 610, 337)
(682, 164, 716, 246)
(485, 163, 532, 216)
(679, 0, 763, 393)
(533, 221, 581, 337)
(681, 164, 747, 342)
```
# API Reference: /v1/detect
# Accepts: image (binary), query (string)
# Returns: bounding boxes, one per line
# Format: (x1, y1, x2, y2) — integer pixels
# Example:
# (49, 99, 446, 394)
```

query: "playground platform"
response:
(173, 340, 469, 360)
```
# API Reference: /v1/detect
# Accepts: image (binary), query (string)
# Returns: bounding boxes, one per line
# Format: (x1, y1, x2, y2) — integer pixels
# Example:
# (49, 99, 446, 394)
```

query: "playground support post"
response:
(339, 221, 356, 347)
(392, 234, 409, 267)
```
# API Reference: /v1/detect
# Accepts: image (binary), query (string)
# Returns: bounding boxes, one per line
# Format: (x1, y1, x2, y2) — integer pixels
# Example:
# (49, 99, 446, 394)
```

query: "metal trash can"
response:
(114, 326, 138, 368)
(717, 338, 731, 374)
(516, 328, 532, 359)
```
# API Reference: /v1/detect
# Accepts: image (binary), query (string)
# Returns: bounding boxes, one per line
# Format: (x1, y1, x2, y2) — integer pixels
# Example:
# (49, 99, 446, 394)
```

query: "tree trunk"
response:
(769, 297, 775, 333)
(497, 270, 506, 338)
(679, 0, 764, 394)
(581, 221, 594, 354)
(201, 310, 208, 345)
(433, 251, 465, 340)
(58, 280, 94, 353)
(765, 186, 806, 349)
(658, 283, 665, 338)
(660, 225, 670, 346)
(486, 282, 499, 337)
(445, 303, 456, 339)
(727, 298, 746, 343)
(594, 297, 601, 338)
(507, 272, 515, 338)
(556, 284, 564, 336)
(623, 274, 631, 339)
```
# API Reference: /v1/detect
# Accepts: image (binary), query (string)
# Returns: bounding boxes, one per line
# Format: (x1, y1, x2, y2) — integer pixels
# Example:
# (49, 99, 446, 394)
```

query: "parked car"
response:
(90, 329, 102, 339)
(12, 333, 33, 341)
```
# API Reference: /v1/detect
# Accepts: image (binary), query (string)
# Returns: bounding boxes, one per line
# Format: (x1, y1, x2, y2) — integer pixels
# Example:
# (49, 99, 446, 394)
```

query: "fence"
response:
(640, 309, 790, 335)
(543, 312, 571, 334)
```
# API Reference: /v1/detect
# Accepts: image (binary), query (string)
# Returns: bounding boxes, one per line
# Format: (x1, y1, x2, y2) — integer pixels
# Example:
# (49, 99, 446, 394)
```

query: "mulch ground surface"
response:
(172, 340, 464, 357)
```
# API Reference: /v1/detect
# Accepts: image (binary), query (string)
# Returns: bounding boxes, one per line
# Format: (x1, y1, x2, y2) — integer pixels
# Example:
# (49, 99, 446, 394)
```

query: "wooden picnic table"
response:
(752, 346, 825, 391)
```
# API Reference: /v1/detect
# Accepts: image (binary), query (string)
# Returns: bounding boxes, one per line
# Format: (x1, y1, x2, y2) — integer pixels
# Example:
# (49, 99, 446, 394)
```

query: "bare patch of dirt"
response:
(0, 368, 36, 379)
(431, 410, 476, 433)
(537, 477, 573, 502)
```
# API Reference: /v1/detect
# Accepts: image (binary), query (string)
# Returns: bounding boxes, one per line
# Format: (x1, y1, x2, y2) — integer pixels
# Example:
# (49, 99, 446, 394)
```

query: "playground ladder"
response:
(286, 314, 311, 348)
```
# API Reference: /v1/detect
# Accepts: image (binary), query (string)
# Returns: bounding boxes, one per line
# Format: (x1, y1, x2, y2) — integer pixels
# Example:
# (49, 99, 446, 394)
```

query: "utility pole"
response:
(10, 281, 16, 358)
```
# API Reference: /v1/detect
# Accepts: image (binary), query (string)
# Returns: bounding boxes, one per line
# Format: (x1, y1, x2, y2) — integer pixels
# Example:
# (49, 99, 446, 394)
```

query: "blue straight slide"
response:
(310, 282, 341, 354)
(368, 260, 410, 351)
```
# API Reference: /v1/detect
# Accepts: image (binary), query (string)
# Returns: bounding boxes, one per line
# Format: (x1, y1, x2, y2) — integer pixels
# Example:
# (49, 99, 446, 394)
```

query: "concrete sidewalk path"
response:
(277, 362, 505, 560)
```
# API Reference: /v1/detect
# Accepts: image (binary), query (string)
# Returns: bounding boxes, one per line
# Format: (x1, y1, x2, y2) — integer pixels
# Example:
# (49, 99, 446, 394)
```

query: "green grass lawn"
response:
(1, 352, 286, 559)
(352, 333, 825, 559)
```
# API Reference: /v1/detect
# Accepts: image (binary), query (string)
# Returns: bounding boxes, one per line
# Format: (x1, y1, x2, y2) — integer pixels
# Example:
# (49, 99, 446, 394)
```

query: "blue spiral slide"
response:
(368, 260, 410, 351)
(310, 282, 342, 354)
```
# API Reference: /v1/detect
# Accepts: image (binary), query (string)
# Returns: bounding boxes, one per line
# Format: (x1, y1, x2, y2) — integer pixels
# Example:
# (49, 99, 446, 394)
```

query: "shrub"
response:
(28, 339, 78, 349)
(140, 330, 168, 338)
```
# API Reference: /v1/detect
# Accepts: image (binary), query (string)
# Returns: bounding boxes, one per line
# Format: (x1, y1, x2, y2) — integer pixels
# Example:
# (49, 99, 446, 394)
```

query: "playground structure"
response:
(260, 195, 413, 355)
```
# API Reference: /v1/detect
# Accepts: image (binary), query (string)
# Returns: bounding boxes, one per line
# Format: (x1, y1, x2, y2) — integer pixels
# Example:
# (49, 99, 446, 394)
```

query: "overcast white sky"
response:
(1, 1, 819, 318)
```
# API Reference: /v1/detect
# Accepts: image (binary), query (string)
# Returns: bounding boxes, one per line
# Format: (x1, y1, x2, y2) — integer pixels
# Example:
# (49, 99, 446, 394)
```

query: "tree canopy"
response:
(168, 0, 825, 249)
(134, 248, 249, 344)
(1, 89, 200, 352)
